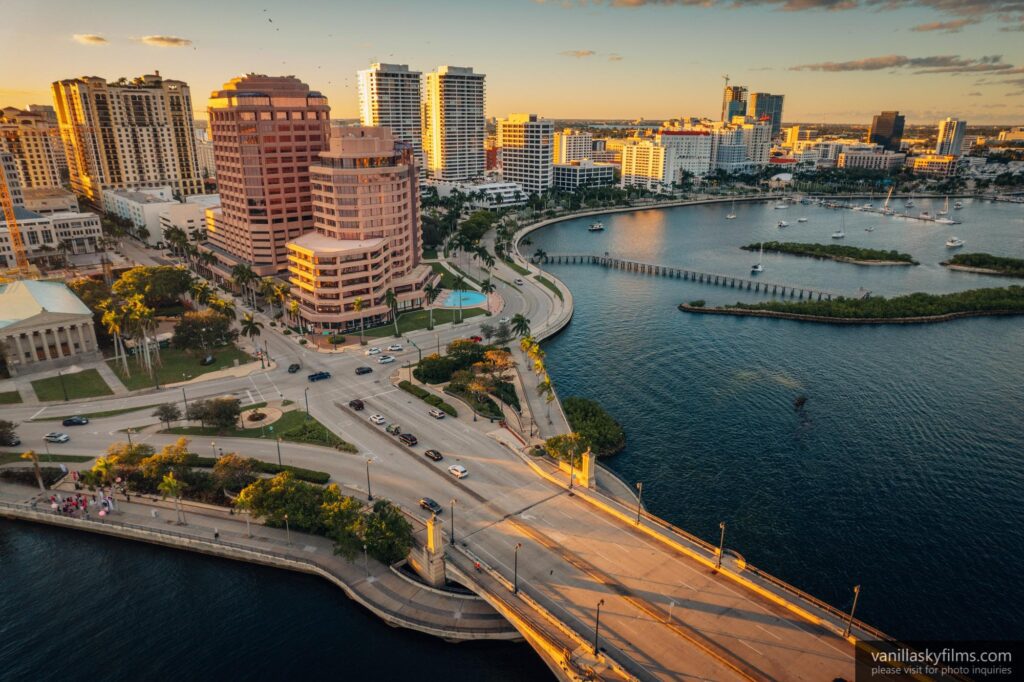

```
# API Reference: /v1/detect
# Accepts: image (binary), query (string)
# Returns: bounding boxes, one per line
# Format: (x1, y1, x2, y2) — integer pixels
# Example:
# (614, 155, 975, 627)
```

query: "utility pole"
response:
(716, 521, 726, 569)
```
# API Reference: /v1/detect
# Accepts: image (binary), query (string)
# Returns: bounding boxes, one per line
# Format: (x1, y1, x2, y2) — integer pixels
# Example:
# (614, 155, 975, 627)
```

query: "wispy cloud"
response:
(967, 91, 983, 95)
(608, 53, 624, 61)
(1006, 90, 1024, 95)
(139, 35, 193, 48)
(545, 0, 1024, 20)
(910, 18, 979, 31)
(73, 34, 108, 45)
(560, 49, 596, 58)
(791, 54, 1015, 74)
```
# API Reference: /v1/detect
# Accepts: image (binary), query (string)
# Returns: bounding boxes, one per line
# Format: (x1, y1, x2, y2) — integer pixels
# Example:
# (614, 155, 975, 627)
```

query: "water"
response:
(530, 196, 1024, 639)
(442, 290, 488, 308)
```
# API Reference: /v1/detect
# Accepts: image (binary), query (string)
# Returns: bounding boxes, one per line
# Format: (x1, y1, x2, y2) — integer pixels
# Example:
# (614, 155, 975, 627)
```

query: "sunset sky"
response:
(2, 0, 1023, 124)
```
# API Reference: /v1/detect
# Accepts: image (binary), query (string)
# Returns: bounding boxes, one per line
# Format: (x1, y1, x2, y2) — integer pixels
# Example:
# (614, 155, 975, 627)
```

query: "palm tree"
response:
(273, 282, 290, 319)
(158, 471, 185, 525)
(536, 375, 555, 422)
(511, 313, 531, 338)
(480, 278, 496, 315)
(423, 282, 441, 330)
(94, 456, 116, 490)
(259, 278, 278, 316)
(384, 289, 400, 337)
(452, 275, 467, 323)
(189, 279, 212, 306)
(231, 263, 257, 308)
(99, 298, 130, 378)
(533, 248, 547, 264)
(20, 450, 45, 492)
(288, 299, 303, 334)
(352, 296, 366, 345)
(240, 313, 263, 345)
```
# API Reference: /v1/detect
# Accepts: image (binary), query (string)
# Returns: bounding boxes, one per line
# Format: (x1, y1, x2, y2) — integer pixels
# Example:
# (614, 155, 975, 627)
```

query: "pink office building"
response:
(202, 75, 331, 278)
(287, 127, 435, 332)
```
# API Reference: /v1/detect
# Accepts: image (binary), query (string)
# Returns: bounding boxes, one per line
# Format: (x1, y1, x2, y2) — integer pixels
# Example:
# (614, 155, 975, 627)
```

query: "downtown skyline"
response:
(2, 0, 1024, 124)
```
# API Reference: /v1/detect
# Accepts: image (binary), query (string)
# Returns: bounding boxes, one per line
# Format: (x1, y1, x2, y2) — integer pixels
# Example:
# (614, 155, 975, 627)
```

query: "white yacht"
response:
(945, 236, 965, 248)
(797, 217, 808, 223)
(954, 200, 964, 210)
(777, 220, 789, 228)
(935, 216, 956, 225)
(588, 221, 605, 232)
(938, 197, 950, 216)
(726, 200, 737, 220)
(865, 225, 875, 232)
(751, 243, 765, 273)
(775, 202, 789, 209)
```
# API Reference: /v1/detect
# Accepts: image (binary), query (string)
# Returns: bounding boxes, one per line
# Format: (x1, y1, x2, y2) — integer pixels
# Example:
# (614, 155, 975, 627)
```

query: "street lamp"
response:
(126, 428, 133, 446)
(210, 441, 216, 458)
(635, 481, 643, 525)
(513, 542, 523, 594)
(593, 598, 606, 655)
(275, 437, 283, 467)
(363, 544, 369, 577)
(283, 513, 291, 545)
(304, 387, 310, 421)
(365, 458, 373, 501)
(449, 498, 457, 546)
(716, 521, 726, 570)
(843, 585, 862, 638)
(57, 370, 69, 402)
(181, 386, 189, 419)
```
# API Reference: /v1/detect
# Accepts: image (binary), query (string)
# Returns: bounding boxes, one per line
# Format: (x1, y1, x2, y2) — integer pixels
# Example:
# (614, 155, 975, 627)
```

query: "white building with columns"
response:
(0, 280, 100, 376)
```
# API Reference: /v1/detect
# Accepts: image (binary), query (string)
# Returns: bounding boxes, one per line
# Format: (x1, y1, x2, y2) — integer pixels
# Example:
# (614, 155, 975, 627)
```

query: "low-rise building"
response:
(997, 127, 1024, 142)
(159, 194, 221, 244)
(0, 280, 100, 376)
(103, 186, 177, 245)
(837, 150, 906, 171)
(552, 160, 616, 191)
(908, 154, 958, 176)
(22, 187, 79, 214)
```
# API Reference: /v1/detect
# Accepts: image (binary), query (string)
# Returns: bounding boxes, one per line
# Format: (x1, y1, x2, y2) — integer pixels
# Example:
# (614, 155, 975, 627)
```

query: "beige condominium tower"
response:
(0, 107, 67, 189)
(357, 63, 424, 175)
(422, 66, 485, 181)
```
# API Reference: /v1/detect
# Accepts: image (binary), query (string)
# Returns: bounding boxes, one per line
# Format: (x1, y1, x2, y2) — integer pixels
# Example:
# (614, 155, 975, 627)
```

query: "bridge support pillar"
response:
(407, 513, 448, 588)
(580, 448, 597, 489)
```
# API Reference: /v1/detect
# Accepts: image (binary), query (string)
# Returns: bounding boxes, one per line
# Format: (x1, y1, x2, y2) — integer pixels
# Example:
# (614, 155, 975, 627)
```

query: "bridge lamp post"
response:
(593, 598, 606, 655)
(716, 521, 726, 569)
(635, 481, 643, 525)
(513, 542, 522, 595)
(843, 585, 861, 638)
(449, 498, 457, 546)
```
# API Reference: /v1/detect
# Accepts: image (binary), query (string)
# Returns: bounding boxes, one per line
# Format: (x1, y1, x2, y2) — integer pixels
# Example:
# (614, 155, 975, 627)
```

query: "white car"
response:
(377, 355, 395, 364)
(499, 317, 510, 324)
(369, 414, 386, 425)
(448, 464, 468, 479)
(365, 347, 382, 355)
(514, 278, 525, 285)
(44, 432, 70, 443)
(428, 408, 445, 419)
(387, 343, 403, 352)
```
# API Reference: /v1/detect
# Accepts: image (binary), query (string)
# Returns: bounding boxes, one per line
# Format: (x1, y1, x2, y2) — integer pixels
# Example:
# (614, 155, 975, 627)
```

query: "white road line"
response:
(756, 624, 783, 641)
(739, 639, 764, 656)
(30, 407, 47, 420)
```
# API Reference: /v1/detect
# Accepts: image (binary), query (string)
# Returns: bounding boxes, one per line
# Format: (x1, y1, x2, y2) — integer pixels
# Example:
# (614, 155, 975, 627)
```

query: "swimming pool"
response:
(442, 290, 487, 307)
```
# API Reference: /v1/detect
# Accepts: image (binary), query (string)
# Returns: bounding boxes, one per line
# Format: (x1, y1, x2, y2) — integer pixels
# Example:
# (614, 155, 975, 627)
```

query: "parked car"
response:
(428, 408, 445, 419)
(287, 363, 301, 373)
(447, 464, 468, 479)
(387, 343, 403, 352)
(355, 366, 373, 375)
(468, 335, 483, 343)
(369, 414, 386, 425)
(385, 423, 401, 435)
(348, 399, 365, 411)
(62, 416, 89, 426)
(0, 434, 21, 447)
(44, 432, 70, 443)
(365, 347, 382, 355)
(307, 371, 331, 382)
(423, 449, 443, 461)
(200, 355, 216, 366)
(419, 497, 443, 515)
(499, 317, 510, 324)
(398, 433, 418, 446)
(514, 278, 525, 285)
(377, 355, 395, 364)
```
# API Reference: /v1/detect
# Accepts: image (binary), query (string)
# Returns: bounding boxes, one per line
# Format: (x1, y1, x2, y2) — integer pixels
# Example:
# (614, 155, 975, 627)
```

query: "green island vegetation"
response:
(398, 381, 458, 417)
(944, 253, 1024, 278)
(742, 241, 918, 265)
(687, 285, 1024, 321)
(562, 397, 626, 457)
(414, 339, 519, 420)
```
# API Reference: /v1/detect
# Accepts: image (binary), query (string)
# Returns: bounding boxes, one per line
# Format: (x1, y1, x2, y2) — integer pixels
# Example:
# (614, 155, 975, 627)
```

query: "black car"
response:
(62, 416, 89, 426)
(287, 363, 301, 373)
(0, 435, 21, 447)
(423, 449, 443, 462)
(419, 497, 443, 515)
(355, 366, 373, 375)
(200, 355, 216, 366)
(348, 399, 365, 411)
(398, 433, 418, 446)
(307, 371, 331, 382)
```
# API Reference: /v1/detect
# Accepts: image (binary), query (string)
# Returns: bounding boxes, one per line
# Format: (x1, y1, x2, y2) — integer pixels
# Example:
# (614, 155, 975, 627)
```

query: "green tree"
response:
(236, 471, 330, 534)
(423, 282, 441, 330)
(452, 274, 467, 323)
(240, 312, 264, 344)
(152, 403, 182, 429)
(321, 488, 365, 560)
(212, 453, 256, 492)
(511, 314, 531, 338)
(157, 471, 186, 524)
(0, 419, 17, 444)
(544, 432, 587, 467)
(172, 309, 236, 351)
(480, 278, 496, 315)
(384, 288, 399, 337)
(363, 500, 414, 564)
(353, 297, 366, 345)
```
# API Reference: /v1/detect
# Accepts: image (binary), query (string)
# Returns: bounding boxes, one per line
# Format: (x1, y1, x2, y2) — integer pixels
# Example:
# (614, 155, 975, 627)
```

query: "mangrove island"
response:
(942, 253, 1024, 279)
(741, 241, 918, 266)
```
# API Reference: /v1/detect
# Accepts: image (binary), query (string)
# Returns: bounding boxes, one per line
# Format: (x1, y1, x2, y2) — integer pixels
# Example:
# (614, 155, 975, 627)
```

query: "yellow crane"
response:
(0, 155, 33, 280)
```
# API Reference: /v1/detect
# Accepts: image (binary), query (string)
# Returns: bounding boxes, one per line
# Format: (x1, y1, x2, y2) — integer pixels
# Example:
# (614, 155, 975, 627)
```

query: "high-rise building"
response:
(194, 123, 216, 179)
(51, 73, 203, 204)
(357, 63, 424, 174)
(935, 117, 967, 157)
(286, 127, 434, 332)
(620, 140, 667, 191)
(0, 107, 67, 189)
(657, 130, 713, 180)
(203, 74, 331, 278)
(1, 151, 24, 207)
(553, 129, 593, 164)
(783, 126, 819, 148)
(497, 113, 553, 195)
(423, 66, 486, 181)
(868, 111, 905, 152)
(749, 93, 785, 138)
(721, 85, 747, 121)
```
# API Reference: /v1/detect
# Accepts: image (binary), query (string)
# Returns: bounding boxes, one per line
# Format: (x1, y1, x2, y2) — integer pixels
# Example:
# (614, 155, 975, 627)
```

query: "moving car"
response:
(44, 432, 70, 443)
(62, 416, 89, 426)
(0, 434, 21, 446)
(428, 408, 445, 419)
(369, 414, 386, 425)
(398, 433, 418, 446)
(354, 366, 373, 375)
(287, 363, 301, 373)
(423, 449, 443, 461)
(514, 278, 525, 285)
(447, 464, 468, 479)
(200, 355, 216, 366)
(377, 355, 395, 364)
(348, 399, 365, 411)
(499, 317, 510, 324)
(419, 497, 443, 515)
(307, 371, 331, 382)
(365, 347, 382, 355)
(385, 423, 401, 435)
(387, 344, 403, 352)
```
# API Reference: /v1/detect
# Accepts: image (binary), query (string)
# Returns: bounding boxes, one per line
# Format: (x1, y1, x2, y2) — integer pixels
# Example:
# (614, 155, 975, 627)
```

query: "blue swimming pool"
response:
(442, 290, 487, 307)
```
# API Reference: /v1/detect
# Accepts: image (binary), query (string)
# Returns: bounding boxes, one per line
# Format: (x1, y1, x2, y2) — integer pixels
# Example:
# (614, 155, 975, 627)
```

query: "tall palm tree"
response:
(452, 275, 467, 323)
(384, 289, 400, 337)
(231, 263, 257, 308)
(480, 278, 496, 315)
(99, 298, 131, 378)
(423, 282, 441, 330)
(259, 278, 278, 316)
(533, 248, 547, 264)
(240, 313, 263, 344)
(20, 450, 45, 493)
(158, 472, 185, 525)
(352, 296, 366, 345)
(536, 375, 555, 422)
(189, 279, 212, 306)
(511, 313, 531, 338)
(273, 282, 290, 320)
(288, 299, 303, 334)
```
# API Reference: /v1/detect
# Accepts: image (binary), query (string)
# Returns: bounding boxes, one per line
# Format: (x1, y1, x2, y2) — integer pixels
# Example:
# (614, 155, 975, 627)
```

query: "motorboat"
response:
(774, 202, 789, 209)
(777, 220, 789, 228)
(726, 200, 737, 220)
(751, 243, 765, 273)
(954, 200, 964, 209)
(935, 217, 956, 225)
(588, 221, 605, 232)
(945, 236, 964, 248)
(797, 217, 808, 223)
(865, 225, 875, 232)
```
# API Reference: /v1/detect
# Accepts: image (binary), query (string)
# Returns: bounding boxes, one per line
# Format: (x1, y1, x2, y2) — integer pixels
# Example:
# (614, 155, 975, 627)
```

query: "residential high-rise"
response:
(868, 111, 905, 152)
(286, 127, 434, 332)
(51, 73, 203, 204)
(620, 140, 667, 191)
(497, 113, 553, 195)
(357, 63, 424, 173)
(749, 93, 785, 138)
(194, 123, 216, 179)
(0, 107, 67, 189)
(935, 117, 967, 157)
(203, 74, 331, 277)
(721, 85, 747, 121)
(1, 151, 24, 207)
(423, 66, 485, 181)
(553, 129, 593, 164)
(657, 130, 713, 180)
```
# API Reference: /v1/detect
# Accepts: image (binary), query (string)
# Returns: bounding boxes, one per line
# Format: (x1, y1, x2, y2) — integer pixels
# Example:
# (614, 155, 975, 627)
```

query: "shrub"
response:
(689, 300, 706, 308)
(563, 397, 626, 457)
(490, 381, 520, 412)
(299, 338, 308, 345)
(399, 380, 458, 417)
(283, 329, 292, 336)
(328, 334, 346, 344)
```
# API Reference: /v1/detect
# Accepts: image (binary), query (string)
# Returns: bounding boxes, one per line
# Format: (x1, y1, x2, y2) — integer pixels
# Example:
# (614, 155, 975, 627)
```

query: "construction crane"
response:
(0, 157, 33, 279)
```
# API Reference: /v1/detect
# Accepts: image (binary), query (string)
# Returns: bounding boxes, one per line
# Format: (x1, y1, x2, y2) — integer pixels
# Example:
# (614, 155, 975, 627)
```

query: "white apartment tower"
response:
(497, 113, 553, 195)
(357, 63, 424, 173)
(935, 117, 967, 157)
(423, 66, 485, 181)
(620, 140, 667, 191)
(553, 129, 593, 164)
(0, 107, 67, 189)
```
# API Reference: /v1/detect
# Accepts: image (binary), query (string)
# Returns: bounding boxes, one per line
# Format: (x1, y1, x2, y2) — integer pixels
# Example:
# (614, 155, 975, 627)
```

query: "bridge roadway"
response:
(0, 249, 867, 680)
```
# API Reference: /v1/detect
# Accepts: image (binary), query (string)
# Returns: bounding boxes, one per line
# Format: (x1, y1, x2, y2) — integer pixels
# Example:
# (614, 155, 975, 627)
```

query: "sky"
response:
(1, 0, 1023, 125)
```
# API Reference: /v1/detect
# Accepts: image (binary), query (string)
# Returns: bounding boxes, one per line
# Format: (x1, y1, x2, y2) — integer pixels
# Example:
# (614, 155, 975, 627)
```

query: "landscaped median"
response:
(398, 380, 458, 417)
(164, 408, 357, 452)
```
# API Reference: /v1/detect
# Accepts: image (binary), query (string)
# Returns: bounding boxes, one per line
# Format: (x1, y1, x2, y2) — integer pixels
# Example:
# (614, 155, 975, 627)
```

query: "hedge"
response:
(399, 380, 458, 417)
(190, 453, 331, 484)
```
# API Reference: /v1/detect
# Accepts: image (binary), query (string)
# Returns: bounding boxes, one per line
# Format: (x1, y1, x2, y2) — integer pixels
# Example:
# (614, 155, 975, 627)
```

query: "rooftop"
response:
(105, 189, 177, 205)
(288, 232, 384, 254)
(0, 280, 92, 329)
(1, 206, 47, 225)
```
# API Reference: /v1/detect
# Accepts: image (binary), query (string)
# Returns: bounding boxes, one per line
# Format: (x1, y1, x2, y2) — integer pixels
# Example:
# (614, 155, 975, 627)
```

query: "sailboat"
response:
(751, 243, 764, 273)
(726, 200, 737, 220)
(938, 197, 949, 216)
(832, 213, 846, 239)
(865, 225, 875, 232)
(882, 186, 894, 215)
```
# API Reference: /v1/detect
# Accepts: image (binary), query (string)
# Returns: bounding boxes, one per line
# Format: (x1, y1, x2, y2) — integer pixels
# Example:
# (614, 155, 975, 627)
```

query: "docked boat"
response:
(588, 221, 605, 232)
(882, 187, 894, 215)
(905, 196, 915, 208)
(946, 236, 964, 248)
(797, 217, 808, 223)
(863, 202, 873, 209)
(751, 243, 765, 274)
(938, 197, 950, 216)
(935, 217, 956, 225)
(919, 211, 932, 220)
(777, 220, 789, 228)
(775, 202, 789, 209)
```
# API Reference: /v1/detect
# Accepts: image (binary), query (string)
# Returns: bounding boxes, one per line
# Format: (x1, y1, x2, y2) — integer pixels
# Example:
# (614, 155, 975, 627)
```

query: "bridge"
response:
(542, 253, 840, 301)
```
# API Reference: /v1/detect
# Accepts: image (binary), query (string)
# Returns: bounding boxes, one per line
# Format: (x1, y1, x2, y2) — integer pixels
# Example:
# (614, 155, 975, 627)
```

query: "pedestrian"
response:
(214, 529, 220, 541)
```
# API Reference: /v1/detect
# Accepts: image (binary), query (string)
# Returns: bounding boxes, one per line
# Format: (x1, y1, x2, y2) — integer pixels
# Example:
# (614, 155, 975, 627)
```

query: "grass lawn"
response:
(534, 275, 564, 301)
(423, 248, 438, 260)
(430, 262, 461, 289)
(362, 307, 487, 338)
(0, 452, 95, 465)
(0, 391, 23, 405)
(449, 263, 482, 286)
(36, 404, 152, 422)
(503, 258, 531, 276)
(31, 369, 113, 402)
(109, 345, 252, 391)
(163, 410, 356, 451)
